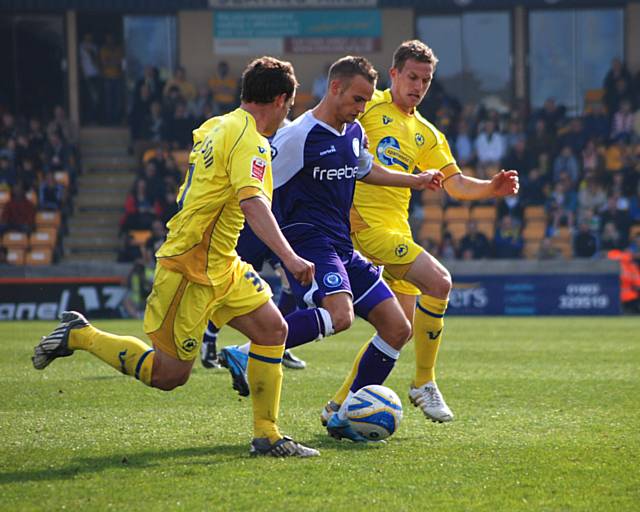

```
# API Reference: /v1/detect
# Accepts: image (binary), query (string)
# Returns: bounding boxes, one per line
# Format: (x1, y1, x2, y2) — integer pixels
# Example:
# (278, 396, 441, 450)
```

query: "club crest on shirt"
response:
(181, 338, 197, 352)
(395, 244, 409, 257)
(251, 157, 267, 181)
(323, 272, 343, 288)
(382, 115, 393, 125)
(415, 133, 425, 147)
(352, 138, 360, 158)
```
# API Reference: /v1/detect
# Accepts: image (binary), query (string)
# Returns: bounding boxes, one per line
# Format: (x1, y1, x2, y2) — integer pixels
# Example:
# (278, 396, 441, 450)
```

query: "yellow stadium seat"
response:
(26, 248, 53, 266)
(446, 220, 467, 241)
(35, 211, 61, 229)
(30, 229, 58, 249)
(522, 222, 546, 240)
(444, 206, 470, 222)
(524, 205, 546, 222)
(555, 226, 572, 241)
(423, 205, 443, 222)
(2, 231, 28, 250)
(476, 220, 495, 239)
(422, 188, 444, 206)
(6, 248, 25, 265)
(471, 205, 496, 222)
(130, 229, 152, 246)
(551, 239, 572, 259)
(419, 221, 442, 243)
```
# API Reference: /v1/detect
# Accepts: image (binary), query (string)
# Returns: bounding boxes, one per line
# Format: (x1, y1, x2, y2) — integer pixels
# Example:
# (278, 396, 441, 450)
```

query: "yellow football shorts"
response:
(143, 259, 272, 361)
(352, 226, 424, 296)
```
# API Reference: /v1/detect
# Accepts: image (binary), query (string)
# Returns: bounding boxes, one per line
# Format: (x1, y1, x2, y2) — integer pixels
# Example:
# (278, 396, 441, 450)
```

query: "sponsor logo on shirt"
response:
(257, 145, 267, 154)
(352, 138, 360, 158)
(415, 133, 425, 147)
(376, 136, 409, 171)
(323, 272, 343, 288)
(251, 157, 267, 181)
(312, 165, 358, 180)
(382, 115, 393, 125)
(320, 145, 337, 156)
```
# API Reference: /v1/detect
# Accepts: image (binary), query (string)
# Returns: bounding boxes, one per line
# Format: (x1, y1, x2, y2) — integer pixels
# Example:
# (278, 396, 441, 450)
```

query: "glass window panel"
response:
(462, 12, 511, 100)
(417, 13, 511, 105)
(575, 9, 624, 109)
(123, 16, 177, 87)
(529, 10, 575, 111)
(529, 8, 623, 113)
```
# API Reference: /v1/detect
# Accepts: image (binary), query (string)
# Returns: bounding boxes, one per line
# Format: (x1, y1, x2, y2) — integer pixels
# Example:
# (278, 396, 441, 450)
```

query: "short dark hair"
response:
(392, 40, 438, 71)
(241, 56, 298, 104)
(328, 56, 378, 87)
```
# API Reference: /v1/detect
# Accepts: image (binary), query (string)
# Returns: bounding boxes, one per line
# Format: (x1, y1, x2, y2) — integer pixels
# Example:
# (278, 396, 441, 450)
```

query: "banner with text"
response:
(213, 9, 382, 55)
(0, 278, 127, 321)
(447, 274, 620, 316)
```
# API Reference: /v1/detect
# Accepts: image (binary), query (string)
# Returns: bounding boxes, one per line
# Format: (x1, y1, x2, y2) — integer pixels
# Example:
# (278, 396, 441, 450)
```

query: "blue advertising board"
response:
(214, 10, 381, 38)
(448, 274, 620, 316)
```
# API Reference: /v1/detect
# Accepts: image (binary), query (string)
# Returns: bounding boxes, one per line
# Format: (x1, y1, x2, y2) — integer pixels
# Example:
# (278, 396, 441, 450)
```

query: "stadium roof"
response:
(0, 0, 636, 11)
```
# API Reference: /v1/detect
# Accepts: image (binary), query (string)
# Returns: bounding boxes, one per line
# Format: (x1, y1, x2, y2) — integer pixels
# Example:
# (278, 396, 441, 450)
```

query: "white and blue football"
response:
(346, 385, 403, 441)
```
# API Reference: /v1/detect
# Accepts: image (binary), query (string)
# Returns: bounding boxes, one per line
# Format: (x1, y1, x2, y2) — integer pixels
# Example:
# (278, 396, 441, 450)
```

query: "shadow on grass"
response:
(0, 443, 248, 484)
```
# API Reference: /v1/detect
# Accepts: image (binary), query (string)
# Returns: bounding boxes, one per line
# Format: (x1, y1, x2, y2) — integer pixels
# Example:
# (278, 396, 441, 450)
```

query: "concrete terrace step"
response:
(65, 236, 120, 250)
(64, 251, 119, 263)
(75, 192, 128, 209)
(69, 213, 121, 227)
(79, 126, 130, 145)
(82, 155, 138, 171)
(79, 173, 133, 189)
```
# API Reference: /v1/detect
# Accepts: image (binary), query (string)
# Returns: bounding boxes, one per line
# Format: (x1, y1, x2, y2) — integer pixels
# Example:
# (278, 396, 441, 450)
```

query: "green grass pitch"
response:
(1, 317, 639, 511)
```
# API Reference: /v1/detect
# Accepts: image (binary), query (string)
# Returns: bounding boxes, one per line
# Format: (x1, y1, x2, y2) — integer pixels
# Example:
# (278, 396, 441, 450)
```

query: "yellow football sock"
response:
(68, 326, 155, 386)
(413, 295, 448, 388)
(247, 343, 285, 443)
(331, 338, 370, 405)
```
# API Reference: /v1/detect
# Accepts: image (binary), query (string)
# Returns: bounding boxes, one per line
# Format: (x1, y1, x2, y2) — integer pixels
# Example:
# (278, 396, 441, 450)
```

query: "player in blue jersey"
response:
(220, 56, 443, 441)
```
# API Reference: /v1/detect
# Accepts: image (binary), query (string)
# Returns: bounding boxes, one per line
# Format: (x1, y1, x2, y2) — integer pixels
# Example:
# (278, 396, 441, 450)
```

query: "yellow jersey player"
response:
(32, 57, 319, 458)
(325, 40, 519, 423)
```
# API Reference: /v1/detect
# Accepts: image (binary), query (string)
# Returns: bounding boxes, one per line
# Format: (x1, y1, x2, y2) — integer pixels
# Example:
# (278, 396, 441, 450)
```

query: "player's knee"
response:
(271, 318, 288, 344)
(330, 308, 354, 333)
(152, 370, 190, 391)
(381, 317, 412, 348)
(431, 269, 452, 299)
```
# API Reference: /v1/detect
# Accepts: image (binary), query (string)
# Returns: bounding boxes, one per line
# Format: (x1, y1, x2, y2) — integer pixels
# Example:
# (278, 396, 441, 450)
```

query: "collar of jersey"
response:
(382, 88, 416, 118)
(307, 110, 347, 137)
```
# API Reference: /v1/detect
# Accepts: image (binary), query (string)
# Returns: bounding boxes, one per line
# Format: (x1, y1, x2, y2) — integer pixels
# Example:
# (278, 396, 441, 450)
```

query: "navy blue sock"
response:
(350, 338, 398, 392)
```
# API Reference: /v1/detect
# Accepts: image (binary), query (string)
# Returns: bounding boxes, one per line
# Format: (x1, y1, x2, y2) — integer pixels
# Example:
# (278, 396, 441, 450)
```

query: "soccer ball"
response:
(346, 385, 403, 441)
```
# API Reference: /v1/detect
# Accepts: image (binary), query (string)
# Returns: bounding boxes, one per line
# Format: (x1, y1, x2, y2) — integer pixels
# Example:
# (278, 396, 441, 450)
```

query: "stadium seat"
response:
(26, 248, 53, 266)
(130, 229, 152, 246)
(524, 241, 539, 259)
(35, 211, 61, 230)
(6, 248, 25, 265)
(419, 221, 442, 243)
(524, 205, 546, 222)
(2, 231, 28, 250)
(444, 206, 470, 222)
(422, 187, 445, 206)
(471, 205, 496, 222)
(522, 222, 546, 240)
(476, 220, 495, 239)
(29, 228, 58, 249)
(423, 205, 443, 222)
(551, 239, 572, 259)
(445, 221, 467, 241)
(555, 226, 572, 241)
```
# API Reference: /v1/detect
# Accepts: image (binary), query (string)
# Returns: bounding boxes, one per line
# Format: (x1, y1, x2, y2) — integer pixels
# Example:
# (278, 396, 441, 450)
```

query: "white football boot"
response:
(408, 381, 454, 423)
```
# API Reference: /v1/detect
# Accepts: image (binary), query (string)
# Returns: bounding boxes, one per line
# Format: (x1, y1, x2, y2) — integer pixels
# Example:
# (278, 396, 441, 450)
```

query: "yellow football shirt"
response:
(352, 89, 458, 231)
(156, 108, 272, 286)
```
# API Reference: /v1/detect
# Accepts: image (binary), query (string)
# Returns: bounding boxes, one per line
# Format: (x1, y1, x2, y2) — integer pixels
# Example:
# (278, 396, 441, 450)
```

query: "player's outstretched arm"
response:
(240, 196, 314, 285)
(362, 163, 442, 190)
(443, 166, 520, 201)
